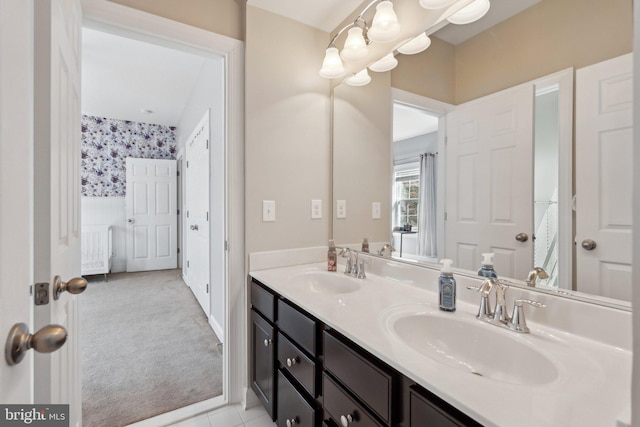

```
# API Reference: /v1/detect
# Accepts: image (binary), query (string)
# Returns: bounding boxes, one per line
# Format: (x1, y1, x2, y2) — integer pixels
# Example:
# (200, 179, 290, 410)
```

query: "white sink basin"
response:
(290, 271, 361, 295)
(383, 306, 559, 385)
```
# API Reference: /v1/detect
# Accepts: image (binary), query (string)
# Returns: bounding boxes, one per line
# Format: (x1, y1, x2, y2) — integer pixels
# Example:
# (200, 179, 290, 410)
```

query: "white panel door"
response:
(32, 0, 83, 425)
(0, 0, 36, 405)
(185, 113, 210, 316)
(125, 158, 178, 272)
(446, 85, 535, 279)
(575, 54, 633, 300)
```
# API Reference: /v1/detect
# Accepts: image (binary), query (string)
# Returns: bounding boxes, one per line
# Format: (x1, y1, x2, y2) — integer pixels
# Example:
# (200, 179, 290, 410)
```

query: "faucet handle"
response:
(508, 299, 546, 333)
(356, 259, 367, 279)
(492, 282, 510, 324)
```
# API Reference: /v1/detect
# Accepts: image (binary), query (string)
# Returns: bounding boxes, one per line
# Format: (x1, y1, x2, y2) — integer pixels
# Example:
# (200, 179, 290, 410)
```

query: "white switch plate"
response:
(262, 200, 276, 222)
(336, 200, 346, 219)
(372, 202, 381, 219)
(311, 199, 322, 219)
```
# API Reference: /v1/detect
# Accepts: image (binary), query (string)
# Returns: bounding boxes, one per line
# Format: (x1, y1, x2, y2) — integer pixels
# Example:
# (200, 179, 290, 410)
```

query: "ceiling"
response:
(82, 28, 212, 127)
(393, 103, 439, 142)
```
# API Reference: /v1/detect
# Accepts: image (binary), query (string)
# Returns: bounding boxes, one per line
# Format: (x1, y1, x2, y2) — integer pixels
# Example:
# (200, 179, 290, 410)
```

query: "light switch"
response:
(372, 202, 381, 219)
(311, 199, 322, 219)
(336, 200, 346, 219)
(262, 200, 275, 222)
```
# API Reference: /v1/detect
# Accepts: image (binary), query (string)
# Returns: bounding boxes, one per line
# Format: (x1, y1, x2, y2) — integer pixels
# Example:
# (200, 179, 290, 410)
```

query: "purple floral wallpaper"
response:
(81, 115, 177, 197)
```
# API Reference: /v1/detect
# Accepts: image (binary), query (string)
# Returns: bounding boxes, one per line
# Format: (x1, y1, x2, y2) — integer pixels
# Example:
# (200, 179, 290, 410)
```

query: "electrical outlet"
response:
(263, 200, 276, 222)
(336, 200, 346, 219)
(372, 202, 381, 219)
(311, 199, 322, 219)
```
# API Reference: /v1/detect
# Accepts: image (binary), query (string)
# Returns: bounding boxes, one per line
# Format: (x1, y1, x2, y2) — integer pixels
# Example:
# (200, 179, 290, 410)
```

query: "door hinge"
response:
(186, 161, 189, 168)
(445, 136, 448, 144)
(177, 170, 180, 177)
(177, 247, 181, 254)
(444, 212, 448, 221)
(187, 260, 190, 268)
(34, 282, 50, 306)
(206, 212, 209, 221)
(206, 283, 209, 293)
(177, 209, 180, 215)
(206, 140, 209, 149)
(187, 211, 190, 218)
(225, 240, 229, 251)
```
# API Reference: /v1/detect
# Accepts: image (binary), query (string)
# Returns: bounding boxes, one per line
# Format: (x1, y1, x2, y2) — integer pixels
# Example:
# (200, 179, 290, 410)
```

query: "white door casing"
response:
(445, 85, 535, 279)
(32, 0, 83, 425)
(0, 0, 35, 404)
(125, 158, 178, 272)
(185, 112, 211, 317)
(575, 53, 633, 300)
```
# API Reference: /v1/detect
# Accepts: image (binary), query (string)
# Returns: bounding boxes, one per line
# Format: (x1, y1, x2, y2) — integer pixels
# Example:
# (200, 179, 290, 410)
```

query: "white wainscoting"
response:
(82, 197, 127, 272)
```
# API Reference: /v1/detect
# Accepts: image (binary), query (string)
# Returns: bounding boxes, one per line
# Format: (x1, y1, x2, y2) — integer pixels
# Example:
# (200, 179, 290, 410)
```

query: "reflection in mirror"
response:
(331, 0, 632, 306)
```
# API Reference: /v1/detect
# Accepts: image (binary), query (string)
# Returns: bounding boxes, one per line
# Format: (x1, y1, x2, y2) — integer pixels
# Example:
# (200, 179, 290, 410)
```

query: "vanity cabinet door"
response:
(251, 309, 276, 420)
(277, 370, 319, 427)
(409, 386, 482, 427)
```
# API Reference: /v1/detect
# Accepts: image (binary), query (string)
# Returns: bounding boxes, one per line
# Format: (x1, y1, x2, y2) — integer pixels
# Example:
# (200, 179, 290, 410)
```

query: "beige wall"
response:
(108, 0, 245, 41)
(333, 72, 392, 246)
(392, 0, 632, 104)
(245, 6, 331, 254)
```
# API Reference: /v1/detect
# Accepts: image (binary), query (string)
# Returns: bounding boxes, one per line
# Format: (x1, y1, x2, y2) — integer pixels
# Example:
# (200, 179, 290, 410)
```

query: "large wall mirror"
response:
(331, 0, 633, 307)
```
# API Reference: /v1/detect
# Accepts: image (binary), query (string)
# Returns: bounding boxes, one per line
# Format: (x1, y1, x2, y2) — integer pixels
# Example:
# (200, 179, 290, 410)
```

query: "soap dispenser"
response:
(328, 239, 337, 272)
(477, 253, 498, 278)
(439, 259, 456, 312)
(361, 238, 369, 253)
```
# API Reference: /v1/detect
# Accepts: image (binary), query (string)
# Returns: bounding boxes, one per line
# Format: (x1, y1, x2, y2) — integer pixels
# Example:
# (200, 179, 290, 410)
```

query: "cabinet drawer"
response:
(323, 331, 393, 424)
(410, 386, 482, 427)
(323, 373, 383, 427)
(278, 331, 318, 397)
(277, 370, 319, 427)
(278, 299, 318, 356)
(251, 280, 276, 322)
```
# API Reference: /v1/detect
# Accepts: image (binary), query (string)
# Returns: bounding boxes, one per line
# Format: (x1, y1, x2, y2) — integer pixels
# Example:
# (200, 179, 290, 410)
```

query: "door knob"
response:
(127, 218, 134, 224)
(581, 239, 597, 250)
(5, 323, 67, 366)
(340, 414, 354, 427)
(515, 233, 529, 242)
(263, 338, 272, 347)
(53, 275, 88, 300)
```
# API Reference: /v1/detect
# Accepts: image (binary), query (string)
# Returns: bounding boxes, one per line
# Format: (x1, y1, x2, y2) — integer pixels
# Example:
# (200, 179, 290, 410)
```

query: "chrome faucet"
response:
(525, 267, 549, 287)
(339, 248, 356, 275)
(467, 279, 545, 333)
(378, 243, 395, 257)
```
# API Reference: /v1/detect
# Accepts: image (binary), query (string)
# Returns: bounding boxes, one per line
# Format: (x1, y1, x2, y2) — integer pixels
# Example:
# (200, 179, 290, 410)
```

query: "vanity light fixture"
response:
(345, 69, 372, 86)
(369, 52, 399, 72)
(341, 27, 369, 62)
(319, 47, 346, 78)
(447, 0, 490, 25)
(397, 32, 432, 55)
(367, 1, 401, 43)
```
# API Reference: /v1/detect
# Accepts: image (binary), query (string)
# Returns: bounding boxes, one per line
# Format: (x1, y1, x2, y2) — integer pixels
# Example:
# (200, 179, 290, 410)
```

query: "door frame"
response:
(82, 0, 245, 423)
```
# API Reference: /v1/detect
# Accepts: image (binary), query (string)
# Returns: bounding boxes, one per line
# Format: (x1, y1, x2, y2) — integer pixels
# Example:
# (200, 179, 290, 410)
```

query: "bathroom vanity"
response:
(249, 249, 631, 427)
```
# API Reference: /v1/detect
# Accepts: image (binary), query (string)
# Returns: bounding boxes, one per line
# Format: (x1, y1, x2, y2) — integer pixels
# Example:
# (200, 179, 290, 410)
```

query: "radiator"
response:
(81, 224, 113, 279)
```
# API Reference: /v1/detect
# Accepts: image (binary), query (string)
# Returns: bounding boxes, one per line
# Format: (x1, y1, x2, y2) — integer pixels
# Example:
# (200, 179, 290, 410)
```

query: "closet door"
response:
(445, 85, 535, 279)
(575, 53, 633, 301)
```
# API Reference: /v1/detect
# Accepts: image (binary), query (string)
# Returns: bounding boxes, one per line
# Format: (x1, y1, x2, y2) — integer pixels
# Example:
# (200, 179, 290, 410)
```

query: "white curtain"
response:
(418, 153, 437, 257)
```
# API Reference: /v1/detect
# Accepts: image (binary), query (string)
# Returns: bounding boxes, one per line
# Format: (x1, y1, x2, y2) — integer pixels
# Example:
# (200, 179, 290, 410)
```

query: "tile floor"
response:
(169, 404, 276, 427)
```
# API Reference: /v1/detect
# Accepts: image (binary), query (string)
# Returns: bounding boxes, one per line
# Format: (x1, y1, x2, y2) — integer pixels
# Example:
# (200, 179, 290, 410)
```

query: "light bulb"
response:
(419, 0, 457, 9)
(367, 1, 400, 43)
(340, 27, 368, 62)
(345, 69, 372, 87)
(369, 53, 398, 72)
(319, 47, 345, 79)
(447, 0, 490, 25)
(397, 33, 431, 55)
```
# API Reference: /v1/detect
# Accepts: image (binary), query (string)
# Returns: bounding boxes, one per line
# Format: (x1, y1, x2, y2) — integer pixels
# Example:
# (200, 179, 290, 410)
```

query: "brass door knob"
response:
(5, 323, 67, 366)
(53, 275, 88, 300)
(515, 233, 529, 242)
(581, 239, 597, 250)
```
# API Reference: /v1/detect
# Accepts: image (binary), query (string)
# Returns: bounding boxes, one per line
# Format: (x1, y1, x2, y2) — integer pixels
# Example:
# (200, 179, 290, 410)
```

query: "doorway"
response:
(80, 25, 227, 425)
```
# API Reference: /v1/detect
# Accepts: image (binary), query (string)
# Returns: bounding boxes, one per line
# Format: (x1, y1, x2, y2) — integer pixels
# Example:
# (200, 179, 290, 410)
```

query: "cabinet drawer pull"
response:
(286, 418, 297, 427)
(340, 414, 353, 427)
(286, 357, 298, 367)
(263, 338, 273, 347)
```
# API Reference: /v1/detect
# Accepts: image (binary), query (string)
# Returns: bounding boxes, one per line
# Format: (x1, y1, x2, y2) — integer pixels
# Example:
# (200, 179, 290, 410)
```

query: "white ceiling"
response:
(247, 0, 364, 32)
(81, 28, 211, 127)
(393, 103, 439, 142)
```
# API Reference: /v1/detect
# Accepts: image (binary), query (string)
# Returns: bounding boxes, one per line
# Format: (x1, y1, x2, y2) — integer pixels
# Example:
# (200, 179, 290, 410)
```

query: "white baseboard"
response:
(209, 315, 224, 344)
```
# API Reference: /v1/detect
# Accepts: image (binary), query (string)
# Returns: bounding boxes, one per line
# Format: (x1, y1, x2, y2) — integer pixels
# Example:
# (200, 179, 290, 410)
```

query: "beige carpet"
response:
(80, 269, 223, 427)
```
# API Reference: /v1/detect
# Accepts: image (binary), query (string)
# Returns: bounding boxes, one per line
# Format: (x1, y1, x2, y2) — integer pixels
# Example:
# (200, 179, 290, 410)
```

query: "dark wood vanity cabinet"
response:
(250, 278, 483, 427)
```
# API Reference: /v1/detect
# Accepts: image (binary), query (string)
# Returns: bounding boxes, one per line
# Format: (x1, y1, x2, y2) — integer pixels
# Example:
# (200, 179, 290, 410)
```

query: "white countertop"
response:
(250, 262, 631, 427)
